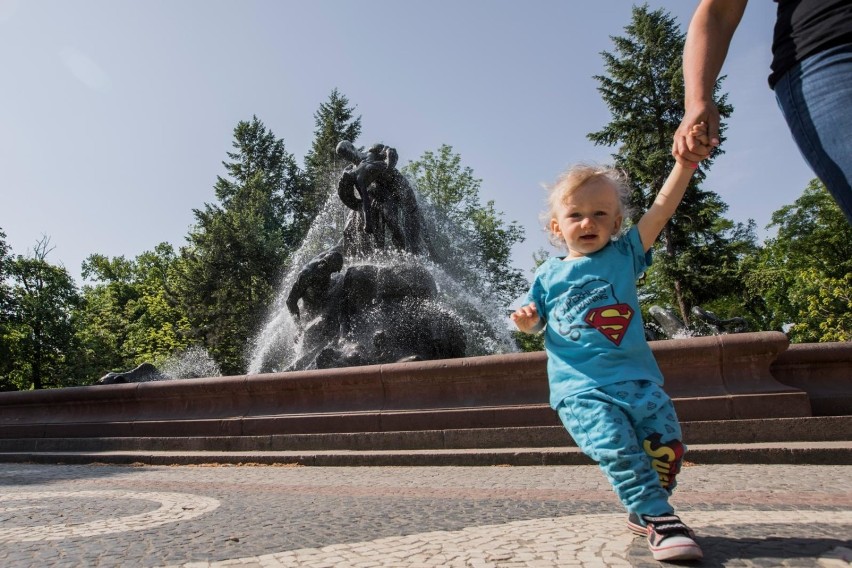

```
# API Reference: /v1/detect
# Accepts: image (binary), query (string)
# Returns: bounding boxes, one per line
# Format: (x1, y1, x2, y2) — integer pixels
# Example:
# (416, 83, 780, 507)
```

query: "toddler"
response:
(512, 124, 708, 562)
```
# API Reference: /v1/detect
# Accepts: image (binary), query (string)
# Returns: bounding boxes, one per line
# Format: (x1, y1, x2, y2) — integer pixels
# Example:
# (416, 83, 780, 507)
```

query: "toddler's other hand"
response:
(510, 302, 542, 334)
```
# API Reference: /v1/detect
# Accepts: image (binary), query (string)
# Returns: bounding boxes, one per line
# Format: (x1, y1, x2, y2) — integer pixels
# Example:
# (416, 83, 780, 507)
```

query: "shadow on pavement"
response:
(628, 534, 851, 567)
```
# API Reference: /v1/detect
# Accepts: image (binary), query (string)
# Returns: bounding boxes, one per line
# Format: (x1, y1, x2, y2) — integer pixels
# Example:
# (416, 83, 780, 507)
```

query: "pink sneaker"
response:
(640, 514, 703, 562)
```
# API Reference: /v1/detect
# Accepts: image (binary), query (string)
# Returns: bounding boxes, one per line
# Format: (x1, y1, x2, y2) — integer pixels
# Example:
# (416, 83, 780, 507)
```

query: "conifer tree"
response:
(588, 5, 755, 324)
(303, 88, 362, 229)
(179, 117, 306, 374)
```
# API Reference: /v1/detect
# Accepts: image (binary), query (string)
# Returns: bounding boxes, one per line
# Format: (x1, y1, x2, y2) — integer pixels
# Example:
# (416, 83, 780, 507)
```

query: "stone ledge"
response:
(0, 332, 821, 441)
(0, 441, 849, 467)
(0, 416, 847, 453)
(771, 342, 852, 416)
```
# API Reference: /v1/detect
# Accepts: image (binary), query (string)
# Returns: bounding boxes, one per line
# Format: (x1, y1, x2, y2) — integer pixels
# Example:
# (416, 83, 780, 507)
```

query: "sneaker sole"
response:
(627, 518, 646, 536)
(650, 542, 704, 562)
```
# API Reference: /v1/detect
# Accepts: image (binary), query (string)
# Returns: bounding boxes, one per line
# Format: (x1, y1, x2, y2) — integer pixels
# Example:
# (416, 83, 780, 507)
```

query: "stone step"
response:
(0, 416, 847, 453)
(0, 441, 849, 467)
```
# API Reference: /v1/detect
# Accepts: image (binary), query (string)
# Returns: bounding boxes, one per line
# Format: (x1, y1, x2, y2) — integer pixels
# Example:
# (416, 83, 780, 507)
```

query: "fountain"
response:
(2, 140, 846, 455)
(648, 305, 749, 340)
(248, 141, 516, 373)
(96, 346, 221, 384)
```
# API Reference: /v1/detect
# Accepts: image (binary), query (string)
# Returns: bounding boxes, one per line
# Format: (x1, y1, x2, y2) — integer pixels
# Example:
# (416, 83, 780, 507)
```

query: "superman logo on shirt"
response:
(584, 303, 634, 346)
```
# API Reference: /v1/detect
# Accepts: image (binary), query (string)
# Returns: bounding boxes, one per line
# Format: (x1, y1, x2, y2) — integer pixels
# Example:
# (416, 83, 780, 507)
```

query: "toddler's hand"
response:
(510, 302, 543, 333)
(690, 122, 711, 150)
(675, 122, 712, 169)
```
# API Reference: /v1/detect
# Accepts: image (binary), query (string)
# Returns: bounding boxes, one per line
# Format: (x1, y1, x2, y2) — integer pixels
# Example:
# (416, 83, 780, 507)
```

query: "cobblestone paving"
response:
(0, 463, 849, 567)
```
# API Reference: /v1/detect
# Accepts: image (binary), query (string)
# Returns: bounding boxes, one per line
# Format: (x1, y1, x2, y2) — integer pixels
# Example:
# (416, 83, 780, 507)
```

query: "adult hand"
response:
(672, 100, 719, 163)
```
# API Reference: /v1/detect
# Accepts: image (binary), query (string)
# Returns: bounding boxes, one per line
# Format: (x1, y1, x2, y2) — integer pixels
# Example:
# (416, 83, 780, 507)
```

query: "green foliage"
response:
(303, 88, 362, 220)
(75, 243, 192, 382)
(216, 115, 313, 250)
(179, 116, 306, 374)
(5, 238, 80, 390)
(588, 5, 756, 324)
(402, 144, 527, 310)
(0, 228, 11, 312)
(124, 245, 193, 362)
(512, 330, 545, 352)
(0, 228, 16, 390)
(76, 254, 138, 378)
(743, 180, 852, 342)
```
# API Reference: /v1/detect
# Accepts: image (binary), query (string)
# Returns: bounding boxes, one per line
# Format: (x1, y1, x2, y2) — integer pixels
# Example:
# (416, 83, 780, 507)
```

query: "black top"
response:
(770, 0, 852, 88)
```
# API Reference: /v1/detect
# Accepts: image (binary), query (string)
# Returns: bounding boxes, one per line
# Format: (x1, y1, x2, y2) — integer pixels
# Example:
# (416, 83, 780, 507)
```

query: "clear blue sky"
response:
(1, 1, 814, 284)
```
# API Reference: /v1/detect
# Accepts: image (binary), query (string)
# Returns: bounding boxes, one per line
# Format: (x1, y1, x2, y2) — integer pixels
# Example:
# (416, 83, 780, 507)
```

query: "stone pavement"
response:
(0, 463, 849, 567)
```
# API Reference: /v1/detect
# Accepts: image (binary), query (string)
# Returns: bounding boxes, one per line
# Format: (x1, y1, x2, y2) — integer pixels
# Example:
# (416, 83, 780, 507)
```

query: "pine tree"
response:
(179, 117, 306, 374)
(303, 88, 362, 229)
(588, 5, 755, 325)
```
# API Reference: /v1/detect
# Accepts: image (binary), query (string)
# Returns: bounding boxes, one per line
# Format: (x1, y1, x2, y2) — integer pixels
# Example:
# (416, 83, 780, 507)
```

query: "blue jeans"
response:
(556, 380, 685, 518)
(775, 44, 852, 224)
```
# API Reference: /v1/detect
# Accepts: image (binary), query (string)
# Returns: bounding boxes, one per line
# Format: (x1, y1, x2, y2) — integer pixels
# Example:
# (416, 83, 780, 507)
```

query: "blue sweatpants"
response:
(556, 380, 685, 517)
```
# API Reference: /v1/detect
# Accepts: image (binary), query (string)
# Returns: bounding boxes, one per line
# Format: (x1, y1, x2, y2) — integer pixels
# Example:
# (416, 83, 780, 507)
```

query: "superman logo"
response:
(584, 303, 633, 345)
(643, 433, 685, 489)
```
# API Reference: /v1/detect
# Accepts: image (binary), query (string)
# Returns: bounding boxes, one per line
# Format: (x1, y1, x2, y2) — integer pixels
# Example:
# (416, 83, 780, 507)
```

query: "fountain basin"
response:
(1, 331, 844, 441)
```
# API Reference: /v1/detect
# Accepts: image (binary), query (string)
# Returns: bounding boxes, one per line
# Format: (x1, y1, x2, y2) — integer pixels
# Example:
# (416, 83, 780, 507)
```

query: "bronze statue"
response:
(336, 141, 426, 257)
(263, 141, 466, 372)
(286, 249, 344, 322)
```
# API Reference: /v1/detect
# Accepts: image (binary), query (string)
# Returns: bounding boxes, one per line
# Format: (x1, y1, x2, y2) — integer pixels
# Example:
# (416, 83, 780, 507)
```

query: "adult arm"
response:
(673, 0, 748, 161)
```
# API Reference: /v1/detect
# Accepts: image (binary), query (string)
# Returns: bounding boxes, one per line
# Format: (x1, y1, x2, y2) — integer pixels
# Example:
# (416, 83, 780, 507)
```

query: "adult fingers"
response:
(672, 136, 707, 163)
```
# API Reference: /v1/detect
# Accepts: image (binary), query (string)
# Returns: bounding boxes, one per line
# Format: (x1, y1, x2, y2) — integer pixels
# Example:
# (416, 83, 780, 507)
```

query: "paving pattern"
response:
(0, 463, 849, 567)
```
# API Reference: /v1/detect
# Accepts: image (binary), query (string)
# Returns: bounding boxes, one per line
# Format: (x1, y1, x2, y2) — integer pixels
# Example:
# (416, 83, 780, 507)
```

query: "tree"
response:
(403, 144, 527, 311)
(75, 243, 192, 381)
(511, 248, 550, 353)
(75, 254, 138, 379)
(0, 228, 16, 390)
(744, 180, 852, 342)
(303, 88, 362, 227)
(0, 229, 10, 311)
(588, 5, 756, 325)
(6, 237, 80, 389)
(122, 244, 193, 362)
(179, 116, 305, 374)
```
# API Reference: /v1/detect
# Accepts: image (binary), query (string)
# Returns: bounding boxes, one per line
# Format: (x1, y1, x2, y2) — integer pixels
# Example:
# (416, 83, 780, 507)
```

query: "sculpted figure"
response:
(690, 306, 748, 335)
(97, 362, 163, 384)
(336, 141, 427, 256)
(649, 305, 688, 339)
(286, 249, 344, 322)
(253, 141, 467, 372)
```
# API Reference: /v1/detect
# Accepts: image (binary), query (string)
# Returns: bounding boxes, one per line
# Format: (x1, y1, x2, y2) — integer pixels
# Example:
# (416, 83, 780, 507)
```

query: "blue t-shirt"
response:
(525, 226, 663, 408)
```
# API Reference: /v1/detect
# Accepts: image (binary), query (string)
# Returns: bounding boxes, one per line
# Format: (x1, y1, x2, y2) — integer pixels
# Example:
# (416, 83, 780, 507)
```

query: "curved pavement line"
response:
(0, 490, 220, 542)
(169, 509, 852, 568)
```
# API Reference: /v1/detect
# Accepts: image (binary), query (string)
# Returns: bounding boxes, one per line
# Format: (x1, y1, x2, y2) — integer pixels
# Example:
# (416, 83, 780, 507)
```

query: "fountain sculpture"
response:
(95, 347, 221, 384)
(648, 305, 749, 339)
(248, 141, 514, 373)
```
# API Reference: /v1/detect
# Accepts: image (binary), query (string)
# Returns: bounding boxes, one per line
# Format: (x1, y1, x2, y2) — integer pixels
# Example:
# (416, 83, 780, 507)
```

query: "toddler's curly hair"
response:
(541, 163, 634, 249)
